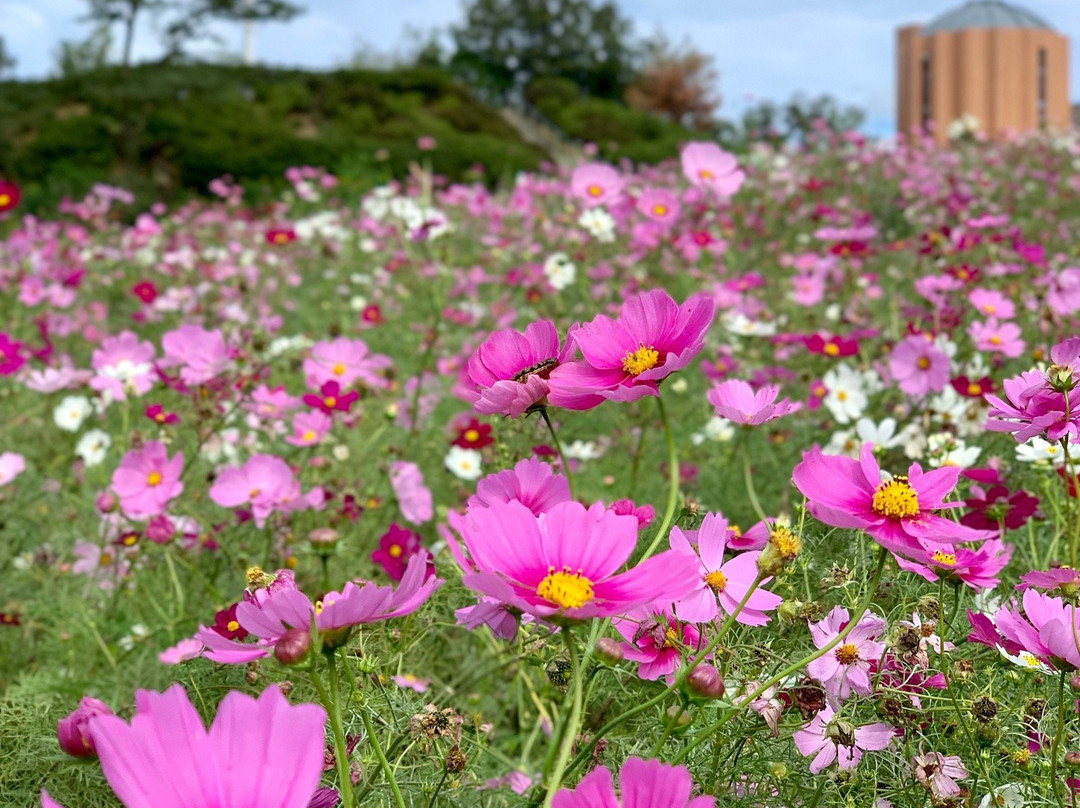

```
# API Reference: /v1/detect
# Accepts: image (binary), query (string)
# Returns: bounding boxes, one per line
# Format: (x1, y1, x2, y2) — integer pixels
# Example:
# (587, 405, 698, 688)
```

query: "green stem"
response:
(742, 446, 768, 523)
(642, 394, 680, 559)
(311, 660, 355, 808)
(543, 628, 583, 807)
(672, 547, 889, 763)
(1051, 669, 1068, 808)
(540, 407, 576, 500)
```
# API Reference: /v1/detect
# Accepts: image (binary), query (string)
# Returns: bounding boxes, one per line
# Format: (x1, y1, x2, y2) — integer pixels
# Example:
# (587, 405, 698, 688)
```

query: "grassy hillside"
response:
(0, 63, 547, 212)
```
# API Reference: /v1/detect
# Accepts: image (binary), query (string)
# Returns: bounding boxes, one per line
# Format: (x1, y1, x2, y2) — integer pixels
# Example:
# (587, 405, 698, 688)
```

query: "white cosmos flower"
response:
(976, 783, 1024, 808)
(578, 208, 616, 242)
(855, 417, 903, 449)
(998, 646, 1053, 675)
(54, 396, 93, 432)
(75, 429, 112, 467)
(1015, 436, 1066, 467)
(543, 252, 576, 291)
(564, 440, 601, 461)
(822, 364, 867, 424)
(445, 446, 483, 481)
(925, 433, 980, 468)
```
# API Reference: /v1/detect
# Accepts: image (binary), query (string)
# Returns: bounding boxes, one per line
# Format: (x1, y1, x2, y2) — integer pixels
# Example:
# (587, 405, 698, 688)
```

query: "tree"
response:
(54, 25, 113, 77)
(84, 0, 168, 70)
(726, 93, 866, 148)
(449, 0, 637, 103)
(624, 33, 719, 131)
(0, 37, 16, 78)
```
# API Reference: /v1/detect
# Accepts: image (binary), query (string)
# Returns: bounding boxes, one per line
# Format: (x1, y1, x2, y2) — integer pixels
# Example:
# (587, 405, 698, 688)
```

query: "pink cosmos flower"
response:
(285, 410, 332, 447)
(302, 380, 358, 415)
(547, 290, 715, 410)
(669, 512, 781, 625)
(195, 552, 441, 662)
(707, 379, 802, 426)
(806, 606, 886, 700)
(968, 288, 1015, 319)
(43, 684, 325, 808)
(893, 539, 1011, 591)
(792, 704, 893, 773)
(391, 674, 430, 693)
(159, 324, 231, 385)
(0, 332, 26, 375)
(110, 442, 183, 519)
(209, 454, 322, 527)
(792, 443, 992, 562)
(372, 523, 425, 581)
(971, 589, 1080, 669)
(455, 499, 699, 621)
(968, 319, 1024, 358)
(89, 331, 156, 401)
(466, 457, 571, 515)
(57, 697, 114, 758)
(913, 751, 969, 801)
(552, 756, 714, 808)
(636, 188, 680, 225)
(986, 338, 1080, 442)
(466, 320, 574, 417)
(570, 163, 624, 208)
(680, 142, 745, 197)
(302, 337, 391, 390)
(889, 335, 950, 396)
(389, 461, 433, 525)
(0, 451, 26, 486)
(613, 608, 701, 683)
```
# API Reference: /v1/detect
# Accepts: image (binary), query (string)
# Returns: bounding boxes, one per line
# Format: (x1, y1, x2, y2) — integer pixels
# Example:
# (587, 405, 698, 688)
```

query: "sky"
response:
(4, 0, 1079, 137)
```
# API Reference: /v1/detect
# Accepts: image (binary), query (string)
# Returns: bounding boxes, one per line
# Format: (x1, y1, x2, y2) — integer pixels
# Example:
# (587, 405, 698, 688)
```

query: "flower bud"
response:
(664, 705, 693, 733)
(776, 599, 804, 623)
(594, 637, 624, 665)
(274, 627, 312, 665)
(1066, 751, 1080, 769)
(686, 664, 725, 700)
(1047, 364, 1076, 393)
(57, 697, 113, 758)
(308, 527, 339, 550)
(1070, 674, 1080, 692)
(95, 491, 118, 514)
(145, 514, 175, 545)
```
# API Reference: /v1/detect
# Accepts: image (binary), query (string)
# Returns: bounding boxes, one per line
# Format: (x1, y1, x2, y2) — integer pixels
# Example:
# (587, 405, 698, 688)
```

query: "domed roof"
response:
(923, 1, 1053, 33)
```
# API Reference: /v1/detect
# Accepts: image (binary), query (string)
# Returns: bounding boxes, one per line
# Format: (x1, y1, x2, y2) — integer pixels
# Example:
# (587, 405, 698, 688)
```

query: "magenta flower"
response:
(806, 606, 886, 700)
(0, 332, 26, 375)
(389, 461, 433, 525)
(680, 142, 745, 197)
(792, 443, 992, 562)
(977, 589, 1080, 669)
(1018, 567, 1080, 594)
(302, 380, 358, 415)
(57, 697, 114, 758)
(986, 339, 1080, 442)
(455, 500, 699, 621)
(893, 539, 1011, 591)
(302, 337, 391, 390)
(194, 553, 441, 661)
(466, 320, 573, 417)
(209, 454, 322, 527)
(372, 523, 424, 581)
(110, 442, 183, 519)
(159, 324, 231, 385)
(889, 334, 950, 396)
(707, 379, 802, 426)
(552, 756, 714, 808)
(467, 457, 571, 516)
(90, 331, 156, 401)
(613, 608, 701, 683)
(792, 704, 893, 773)
(547, 290, 715, 410)
(669, 512, 781, 625)
(44, 684, 325, 808)
(570, 162, 624, 208)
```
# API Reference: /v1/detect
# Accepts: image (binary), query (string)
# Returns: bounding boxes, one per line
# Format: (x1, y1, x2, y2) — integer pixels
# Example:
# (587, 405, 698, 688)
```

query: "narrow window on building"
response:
(1038, 48, 1047, 127)
(920, 54, 931, 131)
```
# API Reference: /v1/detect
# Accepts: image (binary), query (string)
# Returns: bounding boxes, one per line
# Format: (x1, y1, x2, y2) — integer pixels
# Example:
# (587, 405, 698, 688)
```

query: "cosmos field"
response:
(3, 130, 1080, 808)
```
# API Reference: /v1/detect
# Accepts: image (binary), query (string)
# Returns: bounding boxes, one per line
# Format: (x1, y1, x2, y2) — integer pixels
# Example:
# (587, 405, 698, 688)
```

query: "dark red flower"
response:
(212, 603, 249, 640)
(302, 380, 358, 414)
(452, 419, 493, 449)
(266, 228, 296, 246)
(960, 484, 1039, 532)
(951, 375, 994, 398)
(0, 181, 20, 214)
(145, 404, 178, 425)
(829, 241, 870, 259)
(132, 281, 158, 304)
(371, 523, 425, 581)
(805, 334, 859, 358)
(0, 612, 20, 627)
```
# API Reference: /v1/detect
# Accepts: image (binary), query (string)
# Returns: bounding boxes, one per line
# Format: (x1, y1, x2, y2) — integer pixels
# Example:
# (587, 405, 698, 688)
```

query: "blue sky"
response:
(3, 0, 1078, 136)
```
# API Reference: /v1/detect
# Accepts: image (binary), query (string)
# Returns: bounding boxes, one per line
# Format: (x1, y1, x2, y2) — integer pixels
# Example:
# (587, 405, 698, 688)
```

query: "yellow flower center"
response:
(587, 184, 602, 197)
(824, 342, 840, 356)
(931, 550, 957, 566)
(249, 488, 261, 499)
(323, 396, 336, 408)
(622, 345, 660, 376)
(835, 643, 860, 665)
(464, 429, 480, 443)
(698, 169, 714, 180)
(770, 526, 802, 559)
(989, 336, 1001, 345)
(99, 552, 113, 567)
(273, 232, 288, 244)
(967, 383, 982, 395)
(146, 471, 162, 487)
(0, 194, 9, 206)
(537, 568, 594, 610)
(917, 357, 931, 370)
(836, 390, 848, 402)
(664, 626, 679, 647)
(226, 620, 240, 632)
(652, 204, 668, 216)
(332, 362, 346, 376)
(704, 570, 727, 592)
(154, 412, 166, 423)
(983, 304, 995, 314)
(872, 477, 919, 519)
(302, 430, 315, 442)
(388, 544, 402, 559)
